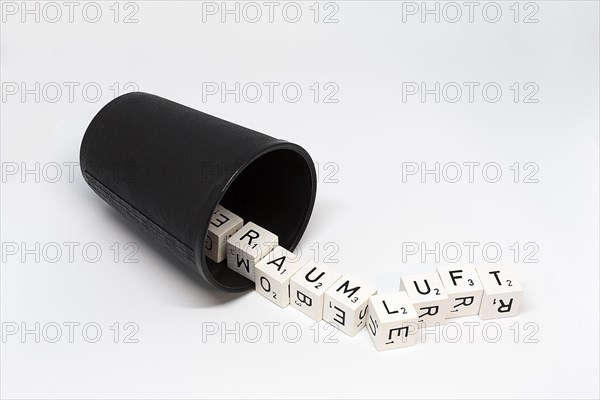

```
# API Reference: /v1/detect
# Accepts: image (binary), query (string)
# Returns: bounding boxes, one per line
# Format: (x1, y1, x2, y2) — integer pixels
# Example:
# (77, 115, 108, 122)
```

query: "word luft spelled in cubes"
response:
(206, 206, 524, 351)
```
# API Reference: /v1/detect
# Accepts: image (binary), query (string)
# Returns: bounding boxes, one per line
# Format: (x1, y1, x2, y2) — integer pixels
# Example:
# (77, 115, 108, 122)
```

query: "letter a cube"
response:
(226, 222, 278, 281)
(400, 272, 451, 328)
(437, 265, 483, 318)
(254, 246, 307, 308)
(289, 262, 341, 321)
(323, 275, 378, 336)
(476, 265, 523, 319)
(367, 292, 419, 351)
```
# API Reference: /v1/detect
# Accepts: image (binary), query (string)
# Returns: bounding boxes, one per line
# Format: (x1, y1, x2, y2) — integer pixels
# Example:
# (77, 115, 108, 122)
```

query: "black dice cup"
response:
(79, 92, 317, 292)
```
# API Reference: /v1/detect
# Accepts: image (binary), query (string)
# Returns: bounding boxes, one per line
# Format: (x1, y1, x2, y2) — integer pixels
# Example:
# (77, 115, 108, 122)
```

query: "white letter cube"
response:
(400, 272, 451, 328)
(204, 206, 243, 263)
(289, 262, 341, 321)
(367, 292, 419, 351)
(476, 265, 523, 319)
(226, 222, 278, 281)
(323, 274, 378, 336)
(254, 246, 308, 308)
(437, 265, 483, 318)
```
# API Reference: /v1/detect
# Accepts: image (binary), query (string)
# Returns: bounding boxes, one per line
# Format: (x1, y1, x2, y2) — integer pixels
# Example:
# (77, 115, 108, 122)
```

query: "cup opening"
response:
(202, 147, 315, 291)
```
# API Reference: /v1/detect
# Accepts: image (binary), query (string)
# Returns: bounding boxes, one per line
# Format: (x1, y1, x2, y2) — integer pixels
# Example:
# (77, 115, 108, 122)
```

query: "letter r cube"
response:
(226, 222, 278, 281)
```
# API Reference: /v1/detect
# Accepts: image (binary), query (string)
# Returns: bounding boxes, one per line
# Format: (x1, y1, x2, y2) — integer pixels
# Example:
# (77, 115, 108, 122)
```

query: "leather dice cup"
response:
(79, 92, 317, 292)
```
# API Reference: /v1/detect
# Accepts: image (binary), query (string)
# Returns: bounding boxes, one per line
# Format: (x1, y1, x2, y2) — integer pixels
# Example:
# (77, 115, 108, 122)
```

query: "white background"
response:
(1, 1, 599, 398)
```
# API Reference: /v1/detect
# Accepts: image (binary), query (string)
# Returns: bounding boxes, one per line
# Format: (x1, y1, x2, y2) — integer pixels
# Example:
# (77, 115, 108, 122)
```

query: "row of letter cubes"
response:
(205, 206, 523, 351)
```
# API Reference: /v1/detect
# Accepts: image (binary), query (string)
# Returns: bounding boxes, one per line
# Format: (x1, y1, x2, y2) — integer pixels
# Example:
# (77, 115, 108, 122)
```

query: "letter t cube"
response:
(476, 265, 523, 319)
